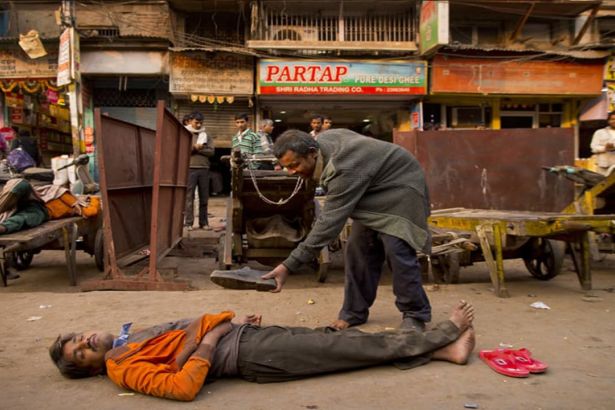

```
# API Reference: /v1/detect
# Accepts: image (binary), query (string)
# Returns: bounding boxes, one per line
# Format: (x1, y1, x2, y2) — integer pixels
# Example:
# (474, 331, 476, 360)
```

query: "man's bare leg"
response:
(432, 300, 476, 364)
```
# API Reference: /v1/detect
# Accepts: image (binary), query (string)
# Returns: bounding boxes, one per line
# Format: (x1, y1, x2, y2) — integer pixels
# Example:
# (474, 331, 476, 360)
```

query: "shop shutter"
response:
(177, 98, 251, 149)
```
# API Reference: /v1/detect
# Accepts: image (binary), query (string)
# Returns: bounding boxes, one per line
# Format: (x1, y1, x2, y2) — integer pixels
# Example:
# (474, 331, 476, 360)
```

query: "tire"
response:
(94, 229, 104, 272)
(14, 251, 34, 270)
(523, 239, 566, 281)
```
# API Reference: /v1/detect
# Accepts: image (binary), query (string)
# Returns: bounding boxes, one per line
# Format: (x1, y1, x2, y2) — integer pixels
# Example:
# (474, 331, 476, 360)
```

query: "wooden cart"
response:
(217, 155, 330, 281)
(0, 215, 103, 286)
(429, 208, 615, 297)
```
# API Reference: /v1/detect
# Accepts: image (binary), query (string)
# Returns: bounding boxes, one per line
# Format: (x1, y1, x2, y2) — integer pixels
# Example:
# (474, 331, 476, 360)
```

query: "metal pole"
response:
(61, 0, 83, 157)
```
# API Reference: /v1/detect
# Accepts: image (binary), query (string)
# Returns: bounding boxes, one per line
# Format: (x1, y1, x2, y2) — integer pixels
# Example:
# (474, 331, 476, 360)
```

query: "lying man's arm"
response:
(107, 321, 232, 401)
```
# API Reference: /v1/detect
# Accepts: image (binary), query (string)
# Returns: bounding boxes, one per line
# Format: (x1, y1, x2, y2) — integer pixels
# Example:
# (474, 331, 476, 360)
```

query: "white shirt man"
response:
(590, 112, 615, 174)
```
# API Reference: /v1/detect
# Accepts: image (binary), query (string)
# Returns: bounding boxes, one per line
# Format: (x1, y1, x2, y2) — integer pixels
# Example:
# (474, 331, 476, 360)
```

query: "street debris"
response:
(39, 304, 52, 309)
(464, 403, 479, 409)
(499, 343, 514, 348)
(26, 316, 42, 321)
(118, 393, 135, 397)
(582, 294, 603, 303)
(530, 301, 551, 310)
(307, 298, 315, 305)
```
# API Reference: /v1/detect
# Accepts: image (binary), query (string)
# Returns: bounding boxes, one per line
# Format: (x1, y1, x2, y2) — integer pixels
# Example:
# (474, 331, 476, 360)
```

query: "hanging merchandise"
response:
(207, 95, 215, 104)
(225, 96, 234, 104)
(199, 95, 207, 103)
(191, 94, 198, 102)
(216, 96, 225, 104)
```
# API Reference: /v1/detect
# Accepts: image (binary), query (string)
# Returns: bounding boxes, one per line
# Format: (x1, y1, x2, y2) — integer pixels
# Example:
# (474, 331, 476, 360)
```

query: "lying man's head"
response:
(49, 331, 115, 379)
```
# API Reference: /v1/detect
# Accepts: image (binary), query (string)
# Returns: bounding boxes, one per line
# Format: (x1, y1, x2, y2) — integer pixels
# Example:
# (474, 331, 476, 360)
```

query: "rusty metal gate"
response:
(393, 128, 575, 212)
(83, 101, 192, 291)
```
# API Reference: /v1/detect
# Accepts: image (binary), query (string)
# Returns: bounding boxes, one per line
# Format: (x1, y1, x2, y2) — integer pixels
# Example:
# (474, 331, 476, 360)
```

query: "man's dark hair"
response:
(191, 111, 204, 121)
(310, 114, 324, 122)
(182, 113, 192, 124)
(49, 333, 103, 379)
(273, 129, 319, 158)
(323, 114, 331, 121)
(235, 113, 249, 121)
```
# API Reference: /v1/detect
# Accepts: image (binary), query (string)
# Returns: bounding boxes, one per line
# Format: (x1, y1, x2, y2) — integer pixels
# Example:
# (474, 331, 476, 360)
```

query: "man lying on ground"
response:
(49, 301, 476, 402)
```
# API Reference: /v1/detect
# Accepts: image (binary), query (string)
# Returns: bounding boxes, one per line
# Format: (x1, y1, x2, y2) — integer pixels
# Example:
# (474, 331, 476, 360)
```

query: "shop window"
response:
(538, 103, 562, 128)
(450, 24, 500, 45)
(521, 23, 551, 43)
(452, 106, 485, 129)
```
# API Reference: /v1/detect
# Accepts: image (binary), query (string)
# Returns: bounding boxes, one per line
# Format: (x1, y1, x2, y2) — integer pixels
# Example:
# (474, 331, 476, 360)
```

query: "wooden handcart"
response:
(429, 208, 615, 297)
(217, 155, 330, 282)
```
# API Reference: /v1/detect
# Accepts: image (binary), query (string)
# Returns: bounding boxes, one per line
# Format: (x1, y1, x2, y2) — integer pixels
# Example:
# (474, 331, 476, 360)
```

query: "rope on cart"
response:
(246, 164, 304, 205)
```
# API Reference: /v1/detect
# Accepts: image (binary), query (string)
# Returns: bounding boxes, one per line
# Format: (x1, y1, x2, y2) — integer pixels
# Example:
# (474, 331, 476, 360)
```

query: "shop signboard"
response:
(258, 60, 427, 95)
(0, 49, 58, 78)
(169, 52, 253, 95)
(57, 28, 71, 86)
(419, 1, 449, 55)
(431, 56, 604, 95)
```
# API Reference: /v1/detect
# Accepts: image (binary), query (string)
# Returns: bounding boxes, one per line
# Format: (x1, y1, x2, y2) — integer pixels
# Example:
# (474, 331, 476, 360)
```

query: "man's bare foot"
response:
(329, 319, 351, 330)
(432, 327, 476, 364)
(449, 300, 474, 332)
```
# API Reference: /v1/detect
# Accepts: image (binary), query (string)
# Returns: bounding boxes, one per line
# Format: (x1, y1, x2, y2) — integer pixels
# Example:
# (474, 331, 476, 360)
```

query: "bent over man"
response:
(263, 129, 432, 331)
(50, 302, 475, 402)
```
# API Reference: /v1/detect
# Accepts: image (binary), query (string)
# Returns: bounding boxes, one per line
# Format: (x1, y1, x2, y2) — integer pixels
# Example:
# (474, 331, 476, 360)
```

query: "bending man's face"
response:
(278, 150, 318, 179)
(62, 330, 114, 374)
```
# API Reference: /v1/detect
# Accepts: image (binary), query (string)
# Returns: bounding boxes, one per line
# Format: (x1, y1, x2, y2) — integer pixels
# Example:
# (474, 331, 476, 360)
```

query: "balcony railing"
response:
(247, 9, 417, 52)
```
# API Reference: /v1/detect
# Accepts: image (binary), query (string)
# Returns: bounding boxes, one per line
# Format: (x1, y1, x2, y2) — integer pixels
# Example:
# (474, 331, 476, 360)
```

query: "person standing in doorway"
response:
(257, 119, 276, 170)
(590, 111, 615, 175)
(184, 111, 214, 231)
(309, 114, 324, 140)
(322, 115, 333, 131)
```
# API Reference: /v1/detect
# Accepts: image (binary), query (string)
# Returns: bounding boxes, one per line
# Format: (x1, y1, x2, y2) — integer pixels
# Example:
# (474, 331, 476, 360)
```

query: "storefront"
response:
(169, 51, 254, 149)
(425, 55, 605, 132)
(0, 47, 73, 165)
(256, 59, 428, 140)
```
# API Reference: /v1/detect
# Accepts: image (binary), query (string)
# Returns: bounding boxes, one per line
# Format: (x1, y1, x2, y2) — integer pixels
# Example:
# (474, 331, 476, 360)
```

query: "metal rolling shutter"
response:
(176, 98, 252, 149)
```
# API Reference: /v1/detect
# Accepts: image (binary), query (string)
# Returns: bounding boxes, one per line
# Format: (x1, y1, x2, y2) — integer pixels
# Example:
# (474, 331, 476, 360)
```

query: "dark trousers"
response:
(184, 168, 210, 227)
(340, 221, 431, 326)
(237, 320, 459, 383)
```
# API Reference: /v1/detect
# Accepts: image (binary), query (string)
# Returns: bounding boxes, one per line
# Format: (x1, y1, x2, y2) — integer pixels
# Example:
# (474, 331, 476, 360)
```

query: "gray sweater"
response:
(282, 129, 431, 273)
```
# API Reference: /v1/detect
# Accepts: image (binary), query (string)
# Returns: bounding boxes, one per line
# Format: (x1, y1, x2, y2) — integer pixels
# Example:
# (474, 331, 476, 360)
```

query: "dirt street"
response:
(1, 199, 614, 410)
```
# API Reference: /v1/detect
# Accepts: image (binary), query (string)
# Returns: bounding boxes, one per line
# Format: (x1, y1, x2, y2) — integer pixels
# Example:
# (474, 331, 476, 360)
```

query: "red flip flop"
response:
(479, 349, 530, 378)
(504, 348, 548, 373)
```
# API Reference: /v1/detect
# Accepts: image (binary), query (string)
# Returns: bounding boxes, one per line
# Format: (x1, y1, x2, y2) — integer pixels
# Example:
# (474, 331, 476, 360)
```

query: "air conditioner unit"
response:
(271, 26, 318, 41)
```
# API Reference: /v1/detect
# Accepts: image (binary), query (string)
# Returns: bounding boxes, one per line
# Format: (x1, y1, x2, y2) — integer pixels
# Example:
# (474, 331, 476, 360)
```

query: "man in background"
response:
(309, 114, 324, 140)
(184, 111, 215, 231)
(590, 110, 615, 175)
(232, 113, 263, 169)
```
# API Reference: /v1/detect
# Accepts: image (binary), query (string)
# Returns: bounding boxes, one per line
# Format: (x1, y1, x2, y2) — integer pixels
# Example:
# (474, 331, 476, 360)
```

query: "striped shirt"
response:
(232, 128, 263, 156)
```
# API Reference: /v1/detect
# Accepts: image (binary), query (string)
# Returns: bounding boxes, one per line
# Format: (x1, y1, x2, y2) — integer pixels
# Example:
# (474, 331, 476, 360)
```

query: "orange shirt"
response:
(105, 311, 234, 401)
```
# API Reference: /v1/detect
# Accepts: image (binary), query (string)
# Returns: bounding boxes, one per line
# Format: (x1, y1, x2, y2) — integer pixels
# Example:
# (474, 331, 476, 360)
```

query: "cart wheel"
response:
(14, 251, 34, 271)
(523, 238, 566, 280)
(217, 234, 231, 270)
(94, 229, 104, 272)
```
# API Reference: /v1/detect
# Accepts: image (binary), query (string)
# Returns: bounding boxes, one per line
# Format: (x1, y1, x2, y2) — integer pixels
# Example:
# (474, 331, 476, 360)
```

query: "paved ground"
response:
(1, 198, 614, 409)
